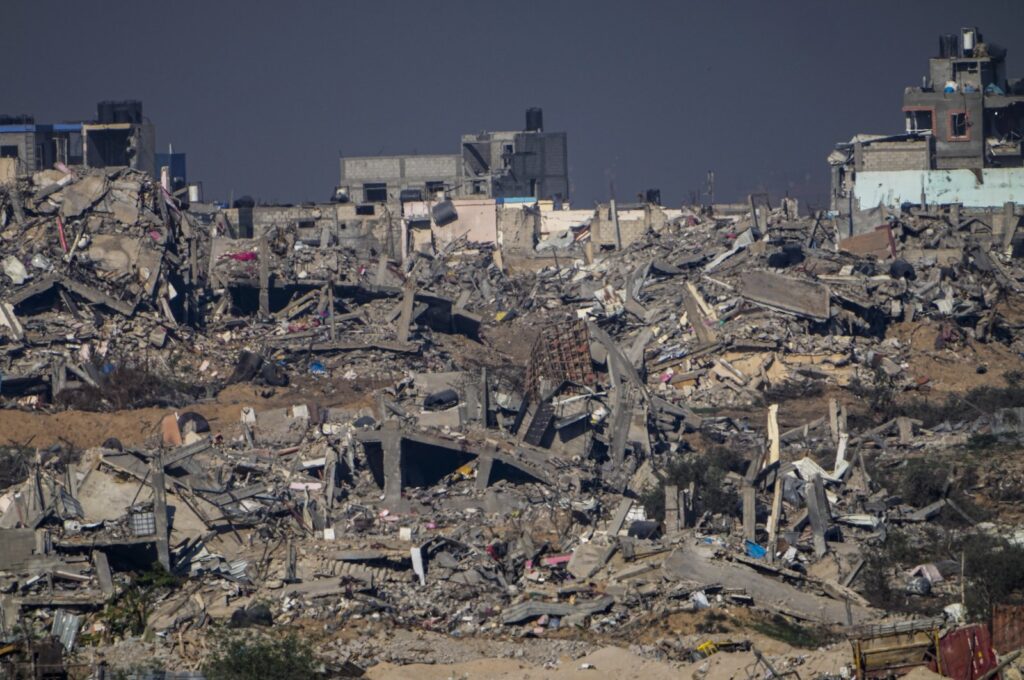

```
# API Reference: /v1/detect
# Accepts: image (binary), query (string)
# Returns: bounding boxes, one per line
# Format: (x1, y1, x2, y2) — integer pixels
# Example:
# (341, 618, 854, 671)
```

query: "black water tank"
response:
(432, 199, 458, 226)
(0, 114, 34, 125)
(525, 107, 543, 132)
(112, 101, 142, 124)
(939, 34, 959, 58)
(645, 189, 661, 205)
(97, 101, 115, 123)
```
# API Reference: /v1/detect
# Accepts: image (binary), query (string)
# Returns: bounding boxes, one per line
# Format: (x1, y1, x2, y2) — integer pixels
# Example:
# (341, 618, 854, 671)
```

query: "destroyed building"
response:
(337, 107, 568, 205)
(4, 147, 1024, 677)
(830, 27, 1024, 237)
(0, 101, 156, 179)
(5, 49, 1024, 679)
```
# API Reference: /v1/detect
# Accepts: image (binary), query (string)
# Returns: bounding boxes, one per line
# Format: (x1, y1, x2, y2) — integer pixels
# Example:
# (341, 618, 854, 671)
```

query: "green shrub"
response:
(890, 459, 949, 507)
(961, 534, 1024, 622)
(751, 614, 832, 648)
(641, 447, 740, 521)
(203, 632, 318, 680)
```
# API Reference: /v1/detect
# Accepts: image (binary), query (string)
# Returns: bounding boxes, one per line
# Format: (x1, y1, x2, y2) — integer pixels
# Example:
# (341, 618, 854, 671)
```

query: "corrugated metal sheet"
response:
(59, 489, 84, 518)
(51, 609, 82, 651)
(227, 559, 250, 582)
(992, 603, 1024, 654)
(928, 624, 997, 680)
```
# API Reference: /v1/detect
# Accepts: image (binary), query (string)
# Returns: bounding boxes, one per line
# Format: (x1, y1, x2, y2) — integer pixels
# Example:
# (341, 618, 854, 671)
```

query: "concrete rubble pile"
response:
(0, 165, 205, 408)
(1, 173, 1023, 676)
(527, 200, 1024, 412)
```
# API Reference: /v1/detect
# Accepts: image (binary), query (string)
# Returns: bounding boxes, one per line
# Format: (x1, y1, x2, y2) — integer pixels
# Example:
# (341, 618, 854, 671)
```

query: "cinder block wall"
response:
(861, 142, 930, 172)
(497, 207, 539, 253)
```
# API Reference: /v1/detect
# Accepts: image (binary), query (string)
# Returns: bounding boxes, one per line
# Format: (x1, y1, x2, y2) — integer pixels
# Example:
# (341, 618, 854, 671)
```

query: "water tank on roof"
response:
(98, 100, 142, 124)
(97, 101, 115, 123)
(0, 114, 34, 125)
(939, 34, 959, 58)
(113, 101, 142, 124)
(962, 27, 978, 56)
(525, 107, 543, 132)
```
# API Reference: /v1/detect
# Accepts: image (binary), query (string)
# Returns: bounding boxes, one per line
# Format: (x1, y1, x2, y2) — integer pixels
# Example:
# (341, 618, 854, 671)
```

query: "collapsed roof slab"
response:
(354, 427, 553, 505)
(740, 270, 832, 322)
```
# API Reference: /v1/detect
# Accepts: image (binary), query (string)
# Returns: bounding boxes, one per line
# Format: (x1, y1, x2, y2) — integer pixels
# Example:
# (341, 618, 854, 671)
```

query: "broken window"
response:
(502, 143, 514, 168)
(425, 180, 445, 197)
(362, 182, 387, 203)
(0, 145, 18, 158)
(950, 112, 969, 139)
(55, 137, 69, 164)
(905, 110, 933, 133)
(472, 180, 485, 195)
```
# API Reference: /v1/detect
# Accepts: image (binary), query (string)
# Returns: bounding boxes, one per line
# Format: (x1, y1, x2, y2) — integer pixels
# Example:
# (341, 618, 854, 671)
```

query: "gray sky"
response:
(5, 0, 1023, 208)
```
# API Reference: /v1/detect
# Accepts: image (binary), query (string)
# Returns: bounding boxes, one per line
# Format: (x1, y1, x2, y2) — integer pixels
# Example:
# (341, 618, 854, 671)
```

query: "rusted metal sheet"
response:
(992, 603, 1024, 654)
(929, 624, 997, 680)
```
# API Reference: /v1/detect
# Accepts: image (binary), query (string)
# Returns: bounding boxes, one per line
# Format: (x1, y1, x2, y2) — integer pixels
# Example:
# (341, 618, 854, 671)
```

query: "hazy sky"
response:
(5, 1, 1023, 208)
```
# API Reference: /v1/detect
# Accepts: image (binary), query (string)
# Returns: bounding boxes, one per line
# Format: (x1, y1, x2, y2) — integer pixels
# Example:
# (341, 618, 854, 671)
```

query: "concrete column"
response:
(380, 422, 402, 506)
(258, 237, 270, 318)
(150, 453, 171, 572)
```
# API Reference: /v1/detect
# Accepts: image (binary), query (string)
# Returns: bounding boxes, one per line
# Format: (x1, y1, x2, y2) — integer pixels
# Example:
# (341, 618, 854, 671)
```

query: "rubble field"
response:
(3, 166, 1024, 679)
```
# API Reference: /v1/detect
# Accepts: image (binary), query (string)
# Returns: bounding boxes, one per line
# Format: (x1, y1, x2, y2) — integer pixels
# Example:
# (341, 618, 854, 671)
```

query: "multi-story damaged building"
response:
(0, 100, 156, 177)
(830, 27, 1024, 234)
(337, 108, 568, 205)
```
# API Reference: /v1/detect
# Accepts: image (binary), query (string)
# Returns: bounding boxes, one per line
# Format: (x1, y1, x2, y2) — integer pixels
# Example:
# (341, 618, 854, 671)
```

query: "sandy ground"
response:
(890, 319, 1024, 393)
(0, 380, 379, 450)
(367, 644, 853, 680)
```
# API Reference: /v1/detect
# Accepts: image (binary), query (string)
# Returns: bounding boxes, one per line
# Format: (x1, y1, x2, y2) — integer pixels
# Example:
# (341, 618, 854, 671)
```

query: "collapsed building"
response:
(2, 148, 1024, 676)
(2, 40, 1024, 680)
(830, 27, 1024, 241)
(0, 101, 156, 179)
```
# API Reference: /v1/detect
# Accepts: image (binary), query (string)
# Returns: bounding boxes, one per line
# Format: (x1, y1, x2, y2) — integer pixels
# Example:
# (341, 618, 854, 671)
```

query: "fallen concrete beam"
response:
(741, 271, 831, 321)
(500, 595, 614, 625)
